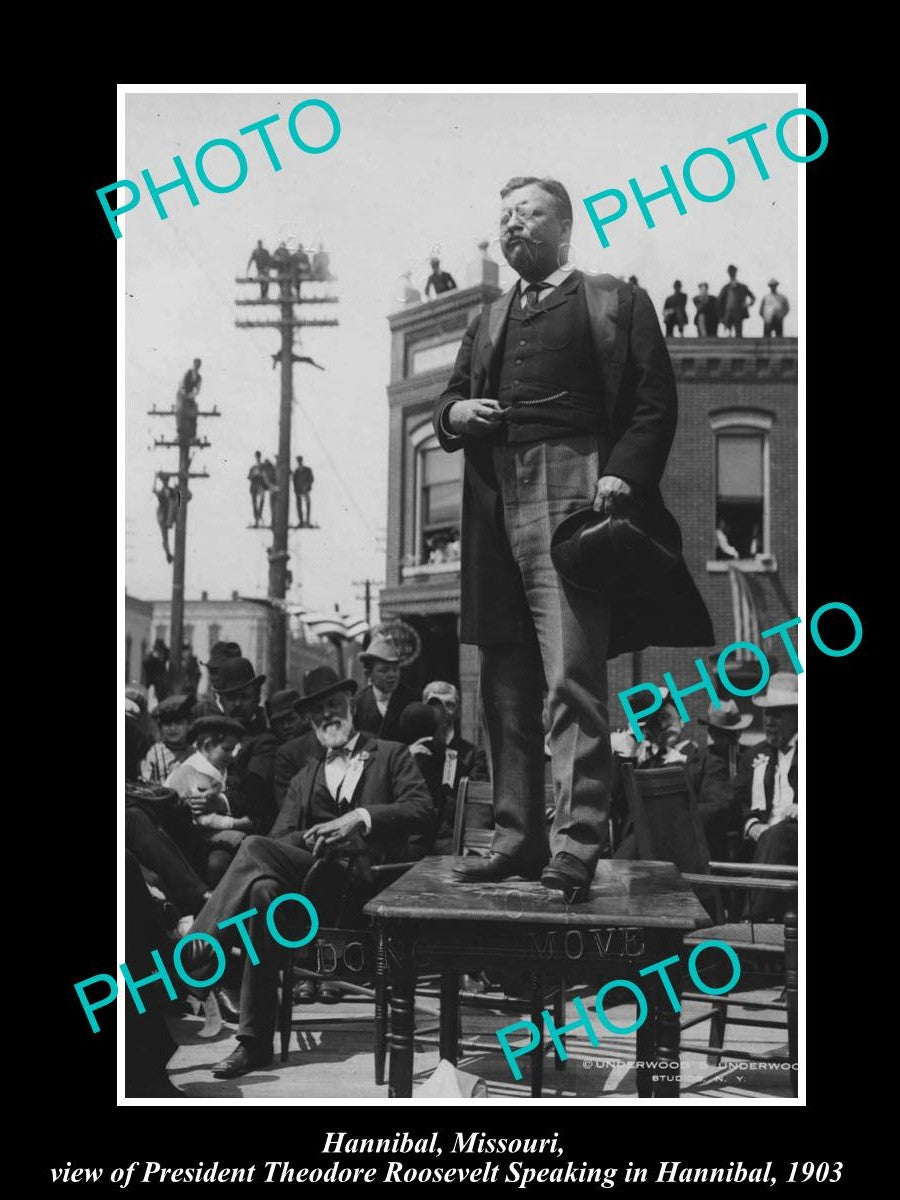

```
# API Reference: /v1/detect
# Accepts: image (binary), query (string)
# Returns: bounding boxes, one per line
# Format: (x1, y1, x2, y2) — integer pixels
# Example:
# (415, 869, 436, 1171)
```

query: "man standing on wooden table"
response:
(433, 175, 712, 901)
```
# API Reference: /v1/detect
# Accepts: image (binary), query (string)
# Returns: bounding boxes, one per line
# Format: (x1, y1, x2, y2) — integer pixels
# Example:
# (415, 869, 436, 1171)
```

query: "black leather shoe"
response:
(317, 981, 344, 1004)
(215, 985, 240, 1023)
(451, 853, 546, 883)
(540, 853, 592, 903)
(211, 1042, 273, 1079)
(293, 980, 318, 1004)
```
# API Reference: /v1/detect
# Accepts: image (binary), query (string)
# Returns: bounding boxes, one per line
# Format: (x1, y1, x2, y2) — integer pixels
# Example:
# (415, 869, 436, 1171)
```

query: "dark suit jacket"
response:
(269, 733, 434, 866)
(734, 740, 799, 834)
(273, 729, 320, 808)
(353, 682, 419, 743)
(408, 733, 489, 856)
(432, 271, 712, 654)
(230, 708, 279, 834)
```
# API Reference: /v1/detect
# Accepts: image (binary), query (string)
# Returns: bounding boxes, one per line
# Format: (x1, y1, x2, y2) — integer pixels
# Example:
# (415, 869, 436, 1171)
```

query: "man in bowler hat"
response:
(434, 175, 711, 900)
(185, 665, 433, 1078)
(212, 657, 278, 836)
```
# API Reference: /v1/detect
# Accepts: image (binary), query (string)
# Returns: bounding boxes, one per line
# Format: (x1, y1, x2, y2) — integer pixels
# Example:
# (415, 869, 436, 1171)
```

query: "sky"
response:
(122, 88, 799, 622)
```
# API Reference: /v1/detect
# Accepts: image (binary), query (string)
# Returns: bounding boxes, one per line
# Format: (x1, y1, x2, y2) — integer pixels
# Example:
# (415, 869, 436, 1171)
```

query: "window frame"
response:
(406, 423, 462, 574)
(707, 409, 776, 573)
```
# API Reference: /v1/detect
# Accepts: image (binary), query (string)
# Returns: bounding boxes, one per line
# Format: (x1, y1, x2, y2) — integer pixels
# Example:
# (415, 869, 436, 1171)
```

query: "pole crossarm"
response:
(235, 318, 340, 329)
(153, 437, 212, 449)
(148, 406, 222, 417)
(234, 296, 339, 306)
(233, 274, 317, 284)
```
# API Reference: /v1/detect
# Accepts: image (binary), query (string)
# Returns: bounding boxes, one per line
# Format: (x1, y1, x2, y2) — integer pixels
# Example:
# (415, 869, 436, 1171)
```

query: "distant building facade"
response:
(380, 269, 798, 744)
(125, 592, 153, 685)
(149, 591, 356, 697)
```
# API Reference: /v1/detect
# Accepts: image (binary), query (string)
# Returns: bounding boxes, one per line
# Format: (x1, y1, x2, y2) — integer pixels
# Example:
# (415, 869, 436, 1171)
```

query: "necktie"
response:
(326, 746, 350, 763)
(522, 281, 550, 310)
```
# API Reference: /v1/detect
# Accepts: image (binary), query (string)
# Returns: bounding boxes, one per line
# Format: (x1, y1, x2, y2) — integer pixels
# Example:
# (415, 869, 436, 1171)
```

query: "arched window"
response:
(408, 424, 463, 570)
(709, 410, 774, 564)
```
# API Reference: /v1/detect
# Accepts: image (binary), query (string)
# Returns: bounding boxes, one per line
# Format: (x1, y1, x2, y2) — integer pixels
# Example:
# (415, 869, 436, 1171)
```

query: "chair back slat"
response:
(452, 778, 557, 856)
(452, 777, 495, 856)
(622, 762, 722, 921)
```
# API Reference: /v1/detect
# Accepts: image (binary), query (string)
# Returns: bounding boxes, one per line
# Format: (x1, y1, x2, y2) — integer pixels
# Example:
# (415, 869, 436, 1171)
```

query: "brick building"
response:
(379, 266, 798, 743)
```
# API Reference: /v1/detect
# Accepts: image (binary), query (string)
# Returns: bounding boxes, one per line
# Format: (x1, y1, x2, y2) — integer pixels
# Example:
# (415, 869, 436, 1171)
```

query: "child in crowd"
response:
(165, 715, 250, 885)
(140, 694, 195, 783)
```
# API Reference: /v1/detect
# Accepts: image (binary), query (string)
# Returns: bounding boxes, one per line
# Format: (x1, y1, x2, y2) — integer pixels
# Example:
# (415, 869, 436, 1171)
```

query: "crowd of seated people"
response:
(125, 627, 797, 1091)
(610, 674, 799, 900)
(124, 633, 493, 1088)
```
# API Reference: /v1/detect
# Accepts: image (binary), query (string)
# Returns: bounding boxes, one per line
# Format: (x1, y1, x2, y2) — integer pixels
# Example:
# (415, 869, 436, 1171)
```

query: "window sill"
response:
(401, 562, 460, 578)
(705, 556, 778, 574)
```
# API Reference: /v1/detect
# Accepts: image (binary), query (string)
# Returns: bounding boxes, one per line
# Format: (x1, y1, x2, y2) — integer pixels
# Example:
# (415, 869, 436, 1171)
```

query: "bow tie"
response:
(326, 746, 352, 762)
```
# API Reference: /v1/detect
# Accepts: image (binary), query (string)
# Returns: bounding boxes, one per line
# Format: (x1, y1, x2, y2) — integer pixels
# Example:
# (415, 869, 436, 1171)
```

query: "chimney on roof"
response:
(201, 590, 208, 602)
(466, 240, 500, 288)
(232, 590, 239, 601)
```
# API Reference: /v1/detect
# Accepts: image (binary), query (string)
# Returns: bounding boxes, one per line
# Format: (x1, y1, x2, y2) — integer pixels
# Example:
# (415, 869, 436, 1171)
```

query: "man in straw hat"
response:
(183, 665, 433, 1079)
(354, 632, 418, 743)
(432, 173, 712, 901)
(734, 672, 798, 916)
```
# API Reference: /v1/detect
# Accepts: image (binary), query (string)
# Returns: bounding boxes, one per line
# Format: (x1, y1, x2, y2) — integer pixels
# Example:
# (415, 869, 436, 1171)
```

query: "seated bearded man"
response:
(183, 666, 433, 1080)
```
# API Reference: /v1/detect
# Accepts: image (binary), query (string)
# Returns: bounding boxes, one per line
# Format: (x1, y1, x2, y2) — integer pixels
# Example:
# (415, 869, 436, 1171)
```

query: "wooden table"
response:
(364, 855, 709, 1098)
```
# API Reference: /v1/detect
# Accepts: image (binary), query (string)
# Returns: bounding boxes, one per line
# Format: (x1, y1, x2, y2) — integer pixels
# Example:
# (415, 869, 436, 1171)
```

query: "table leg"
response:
(653, 953, 682, 1099)
(554, 979, 566, 1072)
(278, 955, 294, 1063)
(388, 941, 416, 1098)
(529, 972, 544, 1098)
(785, 902, 798, 1098)
(440, 970, 460, 1065)
(374, 929, 387, 1086)
(635, 1002, 655, 1098)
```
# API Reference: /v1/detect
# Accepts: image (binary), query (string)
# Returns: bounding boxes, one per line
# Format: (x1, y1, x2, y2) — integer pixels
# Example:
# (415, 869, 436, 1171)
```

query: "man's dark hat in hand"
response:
(550, 504, 682, 593)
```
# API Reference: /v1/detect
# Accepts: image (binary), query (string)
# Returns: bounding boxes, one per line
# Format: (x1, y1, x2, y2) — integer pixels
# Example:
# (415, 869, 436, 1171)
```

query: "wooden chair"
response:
(621, 761, 798, 1094)
(278, 861, 414, 1086)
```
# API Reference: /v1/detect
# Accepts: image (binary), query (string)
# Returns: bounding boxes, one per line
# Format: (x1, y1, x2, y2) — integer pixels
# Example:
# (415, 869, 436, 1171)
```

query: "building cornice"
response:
(387, 283, 502, 334)
(668, 338, 797, 382)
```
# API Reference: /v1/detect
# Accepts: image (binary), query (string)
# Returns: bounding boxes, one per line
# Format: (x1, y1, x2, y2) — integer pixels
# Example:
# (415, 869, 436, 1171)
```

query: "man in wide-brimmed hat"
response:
(185, 664, 433, 1079)
(734, 673, 799, 916)
(210, 657, 278, 837)
(432, 174, 712, 902)
(689, 700, 754, 860)
(354, 632, 418, 743)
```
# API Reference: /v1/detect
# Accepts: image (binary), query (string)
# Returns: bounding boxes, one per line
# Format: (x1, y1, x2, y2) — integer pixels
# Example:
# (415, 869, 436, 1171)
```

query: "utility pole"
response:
(352, 577, 383, 628)
(236, 257, 339, 690)
(149, 375, 220, 690)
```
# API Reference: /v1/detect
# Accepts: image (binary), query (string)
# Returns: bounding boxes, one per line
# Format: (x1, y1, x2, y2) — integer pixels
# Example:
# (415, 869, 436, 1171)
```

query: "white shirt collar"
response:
(518, 266, 569, 294)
